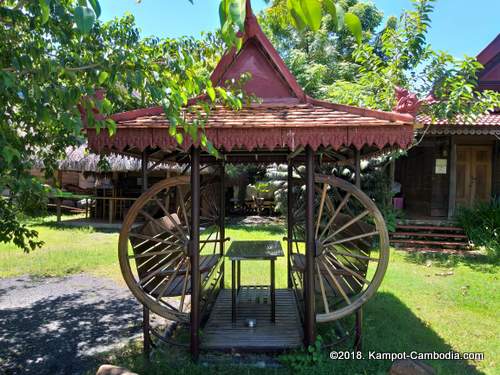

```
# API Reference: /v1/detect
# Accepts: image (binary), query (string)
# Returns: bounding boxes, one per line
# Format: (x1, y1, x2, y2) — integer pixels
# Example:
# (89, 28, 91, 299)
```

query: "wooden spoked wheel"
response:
(290, 174, 389, 323)
(118, 175, 222, 323)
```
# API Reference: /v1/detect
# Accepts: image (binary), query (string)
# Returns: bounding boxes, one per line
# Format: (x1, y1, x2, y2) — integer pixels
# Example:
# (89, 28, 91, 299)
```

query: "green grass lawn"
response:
(1, 216, 498, 374)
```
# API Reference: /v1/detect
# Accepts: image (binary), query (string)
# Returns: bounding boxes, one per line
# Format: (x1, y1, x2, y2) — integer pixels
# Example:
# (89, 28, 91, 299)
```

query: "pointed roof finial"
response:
(243, 0, 259, 38)
(246, 0, 252, 15)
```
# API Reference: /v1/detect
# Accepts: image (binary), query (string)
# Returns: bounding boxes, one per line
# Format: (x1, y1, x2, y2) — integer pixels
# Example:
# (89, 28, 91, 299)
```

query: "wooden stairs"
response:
(390, 220, 471, 254)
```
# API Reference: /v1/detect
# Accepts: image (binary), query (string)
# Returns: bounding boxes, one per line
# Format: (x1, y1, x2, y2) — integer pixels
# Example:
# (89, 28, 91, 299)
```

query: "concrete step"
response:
(390, 231, 468, 239)
(395, 224, 465, 233)
(391, 239, 468, 248)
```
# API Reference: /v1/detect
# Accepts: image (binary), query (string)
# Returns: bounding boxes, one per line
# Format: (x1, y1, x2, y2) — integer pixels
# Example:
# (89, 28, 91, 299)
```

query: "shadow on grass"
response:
(401, 251, 498, 274)
(29, 215, 121, 235)
(349, 291, 484, 374)
(0, 276, 141, 375)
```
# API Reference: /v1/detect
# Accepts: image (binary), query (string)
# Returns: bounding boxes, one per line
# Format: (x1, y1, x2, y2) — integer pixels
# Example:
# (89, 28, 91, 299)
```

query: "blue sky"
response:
(101, 0, 499, 58)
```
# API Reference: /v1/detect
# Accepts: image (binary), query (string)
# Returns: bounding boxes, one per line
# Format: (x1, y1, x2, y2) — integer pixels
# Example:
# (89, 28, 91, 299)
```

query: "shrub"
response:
(455, 199, 500, 259)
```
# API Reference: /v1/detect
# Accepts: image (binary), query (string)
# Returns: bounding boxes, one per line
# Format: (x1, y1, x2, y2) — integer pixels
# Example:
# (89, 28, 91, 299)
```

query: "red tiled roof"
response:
(415, 113, 500, 136)
(87, 101, 414, 153)
(114, 103, 412, 128)
(416, 113, 500, 126)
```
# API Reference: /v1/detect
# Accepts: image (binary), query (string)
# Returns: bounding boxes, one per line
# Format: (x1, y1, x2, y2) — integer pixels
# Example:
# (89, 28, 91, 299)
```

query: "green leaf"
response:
(335, 3, 345, 30)
(344, 12, 362, 44)
(88, 0, 101, 18)
(287, 0, 306, 30)
(300, 0, 322, 31)
(175, 132, 184, 145)
(215, 87, 227, 100)
(229, 0, 246, 31)
(0, 71, 15, 88)
(207, 86, 216, 102)
(98, 71, 109, 84)
(102, 98, 112, 113)
(74, 6, 96, 34)
(105, 118, 116, 136)
(236, 36, 243, 50)
(1, 146, 20, 164)
(39, 0, 50, 24)
(200, 133, 208, 147)
(219, 0, 228, 27)
(323, 0, 336, 30)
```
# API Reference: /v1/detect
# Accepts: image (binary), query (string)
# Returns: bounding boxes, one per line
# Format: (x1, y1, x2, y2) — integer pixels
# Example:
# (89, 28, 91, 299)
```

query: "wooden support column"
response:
(389, 159, 395, 209)
(355, 149, 361, 189)
(56, 198, 62, 223)
(56, 170, 63, 223)
(141, 150, 149, 192)
(304, 146, 316, 346)
(287, 163, 293, 289)
(219, 161, 226, 288)
(140, 150, 151, 359)
(190, 147, 201, 361)
(447, 137, 457, 218)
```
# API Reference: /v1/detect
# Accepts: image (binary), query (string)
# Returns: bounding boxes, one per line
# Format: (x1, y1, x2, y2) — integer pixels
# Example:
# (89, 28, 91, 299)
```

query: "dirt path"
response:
(0, 274, 142, 375)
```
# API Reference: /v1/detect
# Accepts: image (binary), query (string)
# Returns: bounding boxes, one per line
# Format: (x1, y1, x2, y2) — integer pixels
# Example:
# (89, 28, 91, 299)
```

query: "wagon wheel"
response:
(118, 175, 221, 323)
(291, 174, 389, 323)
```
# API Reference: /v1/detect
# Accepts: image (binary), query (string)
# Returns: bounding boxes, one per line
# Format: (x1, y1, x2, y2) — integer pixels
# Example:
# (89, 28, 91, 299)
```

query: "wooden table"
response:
(226, 240, 284, 323)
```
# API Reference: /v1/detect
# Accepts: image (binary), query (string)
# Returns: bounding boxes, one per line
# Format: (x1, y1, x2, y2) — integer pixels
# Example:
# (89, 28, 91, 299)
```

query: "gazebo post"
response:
(287, 162, 293, 289)
(141, 150, 149, 190)
(219, 160, 226, 288)
(355, 148, 361, 189)
(190, 147, 201, 361)
(140, 149, 151, 361)
(304, 146, 316, 346)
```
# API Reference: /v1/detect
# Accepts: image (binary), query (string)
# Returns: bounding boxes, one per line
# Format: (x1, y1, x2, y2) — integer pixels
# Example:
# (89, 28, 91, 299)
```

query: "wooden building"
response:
(395, 34, 500, 219)
(32, 144, 181, 222)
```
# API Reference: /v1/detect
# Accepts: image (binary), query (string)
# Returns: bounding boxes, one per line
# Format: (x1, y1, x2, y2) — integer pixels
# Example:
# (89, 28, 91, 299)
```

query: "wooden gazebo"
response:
(86, 1, 414, 360)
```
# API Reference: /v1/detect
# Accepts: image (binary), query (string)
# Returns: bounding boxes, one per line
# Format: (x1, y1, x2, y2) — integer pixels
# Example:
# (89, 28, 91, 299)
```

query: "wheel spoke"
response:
(177, 185, 190, 236)
(323, 230, 379, 247)
(153, 198, 188, 240)
(324, 246, 379, 262)
(199, 228, 217, 253)
(155, 256, 187, 301)
(139, 209, 156, 222)
(135, 239, 182, 271)
(322, 210, 370, 244)
(316, 262, 330, 313)
(319, 259, 352, 305)
(179, 261, 191, 312)
(202, 186, 219, 216)
(322, 254, 359, 293)
(130, 247, 183, 260)
(129, 232, 185, 248)
(139, 252, 183, 286)
(325, 253, 369, 284)
(328, 249, 365, 275)
(315, 183, 328, 238)
(319, 193, 351, 241)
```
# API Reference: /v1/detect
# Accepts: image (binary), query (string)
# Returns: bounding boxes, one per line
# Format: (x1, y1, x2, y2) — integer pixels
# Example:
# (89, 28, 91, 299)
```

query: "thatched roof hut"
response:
(33, 143, 180, 173)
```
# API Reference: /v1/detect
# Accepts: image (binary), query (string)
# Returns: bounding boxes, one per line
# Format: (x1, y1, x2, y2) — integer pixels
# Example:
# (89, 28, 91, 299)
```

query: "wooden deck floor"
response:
(201, 287, 303, 351)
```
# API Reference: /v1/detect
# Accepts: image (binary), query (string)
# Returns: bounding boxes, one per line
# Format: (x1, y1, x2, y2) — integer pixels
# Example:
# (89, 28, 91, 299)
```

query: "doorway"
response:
(456, 145, 492, 207)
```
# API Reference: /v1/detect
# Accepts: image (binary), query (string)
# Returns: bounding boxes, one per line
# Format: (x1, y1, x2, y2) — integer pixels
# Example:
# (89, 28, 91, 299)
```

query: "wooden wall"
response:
(494, 140, 500, 197)
(396, 135, 499, 218)
(395, 143, 435, 217)
(395, 137, 450, 218)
